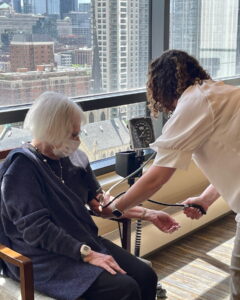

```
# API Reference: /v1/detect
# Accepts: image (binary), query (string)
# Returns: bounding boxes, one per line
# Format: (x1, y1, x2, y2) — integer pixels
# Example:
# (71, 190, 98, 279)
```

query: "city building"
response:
(12, 0, 21, 13)
(0, 2, 13, 15)
(80, 118, 130, 161)
(200, 0, 239, 78)
(72, 48, 92, 65)
(0, 67, 91, 105)
(54, 48, 92, 66)
(170, 0, 201, 59)
(23, 0, 33, 14)
(47, 0, 60, 15)
(54, 51, 73, 66)
(60, 0, 77, 18)
(78, 1, 91, 13)
(0, 61, 10, 72)
(56, 17, 72, 37)
(92, 0, 149, 92)
(170, 0, 240, 78)
(10, 41, 54, 72)
(0, 13, 42, 37)
(31, 0, 60, 15)
(65, 11, 92, 47)
(91, 0, 148, 120)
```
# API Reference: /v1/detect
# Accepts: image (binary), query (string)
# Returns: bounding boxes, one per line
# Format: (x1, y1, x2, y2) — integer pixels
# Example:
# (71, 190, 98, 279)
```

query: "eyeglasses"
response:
(71, 130, 81, 140)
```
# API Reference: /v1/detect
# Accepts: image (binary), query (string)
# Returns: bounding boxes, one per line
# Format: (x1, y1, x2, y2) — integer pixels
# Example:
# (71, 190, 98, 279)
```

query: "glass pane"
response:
(0, 102, 147, 161)
(0, 0, 150, 107)
(0, 122, 31, 150)
(170, 0, 240, 79)
(82, 102, 147, 161)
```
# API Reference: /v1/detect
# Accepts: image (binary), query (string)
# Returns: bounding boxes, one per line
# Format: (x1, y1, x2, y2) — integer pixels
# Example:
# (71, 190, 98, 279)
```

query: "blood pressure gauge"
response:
(128, 117, 155, 149)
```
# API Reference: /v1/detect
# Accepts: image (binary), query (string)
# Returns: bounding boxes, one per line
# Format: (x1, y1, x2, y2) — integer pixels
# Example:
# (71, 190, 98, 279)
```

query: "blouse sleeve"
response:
(150, 85, 214, 170)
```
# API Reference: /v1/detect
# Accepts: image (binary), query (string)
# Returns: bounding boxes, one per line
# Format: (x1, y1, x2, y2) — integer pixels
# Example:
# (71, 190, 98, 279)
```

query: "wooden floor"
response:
(148, 213, 236, 300)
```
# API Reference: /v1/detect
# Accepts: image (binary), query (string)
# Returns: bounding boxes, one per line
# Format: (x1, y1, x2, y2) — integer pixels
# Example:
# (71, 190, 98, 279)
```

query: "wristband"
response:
(140, 208, 147, 219)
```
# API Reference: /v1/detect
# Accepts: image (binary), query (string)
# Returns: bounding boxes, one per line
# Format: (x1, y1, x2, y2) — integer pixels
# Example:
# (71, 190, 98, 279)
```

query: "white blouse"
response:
(150, 80, 240, 218)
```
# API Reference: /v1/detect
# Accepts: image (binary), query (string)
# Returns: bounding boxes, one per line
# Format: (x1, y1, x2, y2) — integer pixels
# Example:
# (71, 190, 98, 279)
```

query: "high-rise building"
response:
(60, 0, 77, 18)
(23, 0, 33, 14)
(30, 0, 60, 15)
(10, 41, 54, 72)
(200, 0, 239, 78)
(47, 0, 60, 15)
(0, 13, 42, 34)
(170, 0, 240, 78)
(65, 11, 91, 47)
(56, 18, 72, 37)
(32, 0, 45, 14)
(78, 2, 91, 12)
(22, 0, 60, 15)
(170, 0, 201, 58)
(12, 0, 21, 13)
(92, 0, 149, 93)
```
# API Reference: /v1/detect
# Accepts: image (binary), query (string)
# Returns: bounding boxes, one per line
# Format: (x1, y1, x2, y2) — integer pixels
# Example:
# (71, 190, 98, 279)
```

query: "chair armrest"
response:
(0, 243, 34, 300)
(116, 218, 131, 252)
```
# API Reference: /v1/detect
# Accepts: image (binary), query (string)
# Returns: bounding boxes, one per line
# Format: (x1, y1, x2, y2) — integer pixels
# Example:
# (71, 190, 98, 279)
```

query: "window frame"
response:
(1, 0, 240, 175)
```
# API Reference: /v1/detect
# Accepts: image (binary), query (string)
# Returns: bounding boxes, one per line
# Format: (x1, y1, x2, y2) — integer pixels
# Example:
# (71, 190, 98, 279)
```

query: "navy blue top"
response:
(0, 147, 109, 300)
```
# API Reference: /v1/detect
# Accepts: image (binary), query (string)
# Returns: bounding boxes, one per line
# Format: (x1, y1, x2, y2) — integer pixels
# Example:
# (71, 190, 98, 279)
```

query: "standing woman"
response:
(104, 49, 240, 300)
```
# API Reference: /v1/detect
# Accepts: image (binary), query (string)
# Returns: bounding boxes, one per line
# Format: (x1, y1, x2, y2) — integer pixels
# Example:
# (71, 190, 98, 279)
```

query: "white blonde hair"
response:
(24, 91, 85, 145)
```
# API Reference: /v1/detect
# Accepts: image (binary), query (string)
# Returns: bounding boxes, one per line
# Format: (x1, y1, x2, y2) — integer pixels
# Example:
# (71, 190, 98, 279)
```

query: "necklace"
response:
(30, 144, 65, 184)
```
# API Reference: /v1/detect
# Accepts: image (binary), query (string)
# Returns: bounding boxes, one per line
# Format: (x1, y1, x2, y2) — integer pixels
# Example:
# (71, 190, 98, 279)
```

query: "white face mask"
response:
(53, 139, 80, 158)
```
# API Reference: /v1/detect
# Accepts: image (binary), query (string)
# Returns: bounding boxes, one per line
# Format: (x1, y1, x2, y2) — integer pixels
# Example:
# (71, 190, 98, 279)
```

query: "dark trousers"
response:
(82, 237, 158, 300)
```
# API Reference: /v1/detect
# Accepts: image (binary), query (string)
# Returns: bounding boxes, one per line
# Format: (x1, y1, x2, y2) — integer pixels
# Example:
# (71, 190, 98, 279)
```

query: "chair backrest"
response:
(0, 150, 12, 275)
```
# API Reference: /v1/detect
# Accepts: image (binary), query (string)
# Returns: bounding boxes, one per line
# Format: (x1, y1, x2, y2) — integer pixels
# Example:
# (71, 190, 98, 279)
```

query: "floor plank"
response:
(148, 213, 236, 300)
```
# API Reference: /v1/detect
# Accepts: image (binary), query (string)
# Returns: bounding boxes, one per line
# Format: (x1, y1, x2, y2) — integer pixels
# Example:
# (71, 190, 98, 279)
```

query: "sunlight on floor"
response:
(160, 257, 230, 300)
(206, 236, 234, 265)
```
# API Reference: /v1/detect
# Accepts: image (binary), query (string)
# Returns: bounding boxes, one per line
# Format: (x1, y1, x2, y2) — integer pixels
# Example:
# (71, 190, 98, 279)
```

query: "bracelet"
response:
(94, 193, 104, 203)
(140, 208, 147, 219)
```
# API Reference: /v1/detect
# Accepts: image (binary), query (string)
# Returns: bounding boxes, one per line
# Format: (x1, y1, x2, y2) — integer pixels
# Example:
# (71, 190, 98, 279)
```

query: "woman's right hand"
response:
(182, 196, 209, 219)
(83, 250, 126, 275)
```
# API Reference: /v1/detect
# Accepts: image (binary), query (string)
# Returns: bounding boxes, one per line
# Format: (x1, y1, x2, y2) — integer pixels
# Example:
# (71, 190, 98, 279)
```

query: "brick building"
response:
(0, 68, 91, 106)
(10, 42, 55, 72)
(72, 48, 92, 65)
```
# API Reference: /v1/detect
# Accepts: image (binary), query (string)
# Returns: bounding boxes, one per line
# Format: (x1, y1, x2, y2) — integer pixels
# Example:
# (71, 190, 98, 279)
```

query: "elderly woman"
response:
(103, 49, 240, 300)
(0, 91, 180, 300)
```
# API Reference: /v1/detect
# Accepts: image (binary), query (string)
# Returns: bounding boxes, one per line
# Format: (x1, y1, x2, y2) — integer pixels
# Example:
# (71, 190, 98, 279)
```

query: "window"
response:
(0, 0, 150, 108)
(2, 0, 240, 166)
(89, 112, 94, 123)
(170, 0, 240, 78)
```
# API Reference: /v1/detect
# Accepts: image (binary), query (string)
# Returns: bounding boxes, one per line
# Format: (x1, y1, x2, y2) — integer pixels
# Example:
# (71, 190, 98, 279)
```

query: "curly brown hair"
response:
(147, 49, 211, 117)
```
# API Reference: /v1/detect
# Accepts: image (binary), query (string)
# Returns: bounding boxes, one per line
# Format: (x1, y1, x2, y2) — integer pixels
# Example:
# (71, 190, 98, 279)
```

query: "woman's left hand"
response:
(144, 210, 180, 233)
